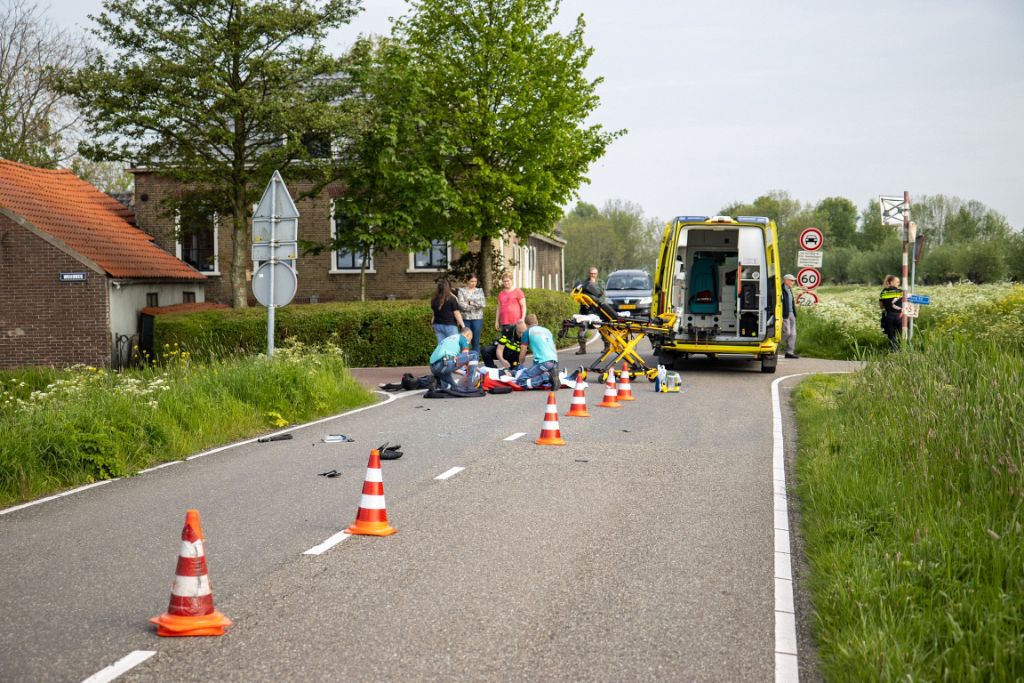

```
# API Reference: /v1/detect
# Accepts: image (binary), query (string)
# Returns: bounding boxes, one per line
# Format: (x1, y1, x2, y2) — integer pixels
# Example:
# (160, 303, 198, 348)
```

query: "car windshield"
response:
(606, 274, 651, 290)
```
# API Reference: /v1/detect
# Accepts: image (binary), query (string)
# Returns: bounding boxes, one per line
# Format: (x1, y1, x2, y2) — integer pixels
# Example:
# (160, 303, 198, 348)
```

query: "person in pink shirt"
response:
(495, 271, 526, 336)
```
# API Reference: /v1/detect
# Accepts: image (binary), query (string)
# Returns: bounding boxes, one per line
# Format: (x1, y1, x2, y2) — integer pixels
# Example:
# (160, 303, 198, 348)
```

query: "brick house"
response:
(130, 170, 565, 304)
(0, 160, 206, 370)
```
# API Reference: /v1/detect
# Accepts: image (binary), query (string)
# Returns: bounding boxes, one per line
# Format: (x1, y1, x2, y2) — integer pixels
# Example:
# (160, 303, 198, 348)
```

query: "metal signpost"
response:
(251, 171, 299, 357)
(880, 194, 914, 341)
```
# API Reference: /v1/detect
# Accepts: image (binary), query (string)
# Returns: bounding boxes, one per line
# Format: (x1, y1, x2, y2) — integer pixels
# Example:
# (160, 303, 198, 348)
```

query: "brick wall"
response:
(132, 171, 564, 304)
(0, 217, 111, 369)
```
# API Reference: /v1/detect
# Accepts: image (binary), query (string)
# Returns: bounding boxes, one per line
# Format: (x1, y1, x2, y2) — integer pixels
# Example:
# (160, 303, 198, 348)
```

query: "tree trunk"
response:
(479, 234, 492, 296)
(359, 248, 367, 302)
(231, 202, 249, 308)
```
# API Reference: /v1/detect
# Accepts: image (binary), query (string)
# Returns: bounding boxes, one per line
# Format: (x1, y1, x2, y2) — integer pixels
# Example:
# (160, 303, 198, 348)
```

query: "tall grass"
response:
(0, 341, 374, 507)
(794, 337, 1024, 680)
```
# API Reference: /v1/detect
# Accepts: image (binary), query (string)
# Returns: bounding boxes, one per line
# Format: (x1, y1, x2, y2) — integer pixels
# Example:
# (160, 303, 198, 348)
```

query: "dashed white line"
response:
(504, 432, 526, 441)
(435, 466, 465, 480)
(303, 530, 352, 555)
(81, 650, 156, 683)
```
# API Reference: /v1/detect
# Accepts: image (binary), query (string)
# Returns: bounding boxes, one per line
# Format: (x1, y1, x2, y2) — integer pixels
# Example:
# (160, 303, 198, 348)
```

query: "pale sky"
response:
(44, 0, 1024, 229)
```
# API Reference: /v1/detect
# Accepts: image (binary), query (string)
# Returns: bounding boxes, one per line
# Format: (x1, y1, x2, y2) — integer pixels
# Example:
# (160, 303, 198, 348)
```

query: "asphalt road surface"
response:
(0, 353, 858, 682)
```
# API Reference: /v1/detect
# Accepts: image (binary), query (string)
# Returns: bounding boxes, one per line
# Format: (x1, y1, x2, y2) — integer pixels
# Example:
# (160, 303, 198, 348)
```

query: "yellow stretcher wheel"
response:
(599, 370, 609, 383)
(645, 369, 658, 381)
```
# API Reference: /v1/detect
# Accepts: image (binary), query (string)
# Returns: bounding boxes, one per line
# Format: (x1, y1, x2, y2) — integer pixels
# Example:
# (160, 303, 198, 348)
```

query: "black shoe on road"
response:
(785, 353, 800, 359)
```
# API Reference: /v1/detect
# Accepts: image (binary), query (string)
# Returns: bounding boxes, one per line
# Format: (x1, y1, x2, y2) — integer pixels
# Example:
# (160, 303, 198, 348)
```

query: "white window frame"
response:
(408, 239, 451, 272)
(329, 201, 375, 274)
(175, 209, 220, 276)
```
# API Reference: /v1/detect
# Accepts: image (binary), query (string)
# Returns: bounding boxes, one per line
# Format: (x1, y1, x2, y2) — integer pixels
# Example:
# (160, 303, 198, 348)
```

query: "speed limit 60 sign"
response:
(797, 267, 821, 289)
(799, 227, 823, 251)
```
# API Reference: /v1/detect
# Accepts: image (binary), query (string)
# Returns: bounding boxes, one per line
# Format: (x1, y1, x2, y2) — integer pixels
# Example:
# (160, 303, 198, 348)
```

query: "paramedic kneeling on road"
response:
(429, 327, 476, 391)
(515, 314, 558, 389)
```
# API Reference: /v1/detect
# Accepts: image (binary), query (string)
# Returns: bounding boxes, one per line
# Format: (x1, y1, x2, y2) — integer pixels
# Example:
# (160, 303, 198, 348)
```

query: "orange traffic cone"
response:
(597, 373, 621, 408)
(565, 370, 590, 417)
(150, 509, 232, 637)
(535, 391, 567, 445)
(346, 449, 397, 536)
(617, 363, 635, 401)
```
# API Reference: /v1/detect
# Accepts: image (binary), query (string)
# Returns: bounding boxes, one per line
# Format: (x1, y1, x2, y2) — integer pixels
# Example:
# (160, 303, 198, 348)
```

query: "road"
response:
(0, 353, 858, 682)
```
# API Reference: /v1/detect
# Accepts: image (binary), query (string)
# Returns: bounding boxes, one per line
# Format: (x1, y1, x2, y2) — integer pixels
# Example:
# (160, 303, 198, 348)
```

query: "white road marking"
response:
(1, 390, 409, 517)
(504, 432, 526, 441)
(770, 370, 853, 682)
(81, 650, 156, 683)
(435, 467, 465, 480)
(303, 530, 352, 555)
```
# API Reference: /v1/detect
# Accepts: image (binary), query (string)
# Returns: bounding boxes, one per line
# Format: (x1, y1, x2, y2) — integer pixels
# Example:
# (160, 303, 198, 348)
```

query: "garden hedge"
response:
(154, 288, 579, 367)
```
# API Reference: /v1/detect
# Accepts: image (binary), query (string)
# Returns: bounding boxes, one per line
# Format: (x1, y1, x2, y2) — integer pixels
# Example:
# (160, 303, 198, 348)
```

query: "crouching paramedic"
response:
(515, 314, 558, 389)
(429, 327, 476, 390)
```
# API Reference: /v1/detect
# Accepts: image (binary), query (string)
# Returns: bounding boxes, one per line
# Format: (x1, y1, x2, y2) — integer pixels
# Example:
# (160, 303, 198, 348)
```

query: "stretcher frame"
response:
(561, 287, 674, 381)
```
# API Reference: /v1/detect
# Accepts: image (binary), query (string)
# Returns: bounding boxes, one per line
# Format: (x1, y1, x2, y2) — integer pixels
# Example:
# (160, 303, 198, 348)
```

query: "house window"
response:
(330, 207, 374, 273)
(411, 239, 450, 270)
(146, 293, 159, 307)
(182, 291, 196, 303)
(176, 206, 218, 274)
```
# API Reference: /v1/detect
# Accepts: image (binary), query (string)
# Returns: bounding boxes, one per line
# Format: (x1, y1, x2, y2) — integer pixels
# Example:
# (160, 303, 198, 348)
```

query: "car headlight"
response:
(638, 297, 652, 305)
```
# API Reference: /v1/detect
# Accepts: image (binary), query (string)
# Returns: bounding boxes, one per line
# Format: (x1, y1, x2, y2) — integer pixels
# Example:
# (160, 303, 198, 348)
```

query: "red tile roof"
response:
(0, 159, 205, 281)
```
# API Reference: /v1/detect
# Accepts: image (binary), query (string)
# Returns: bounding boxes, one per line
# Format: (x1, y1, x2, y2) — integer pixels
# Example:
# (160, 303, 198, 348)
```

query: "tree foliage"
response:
(363, 0, 622, 294)
(0, 0, 85, 167)
(59, 0, 362, 307)
(560, 200, 661, 285)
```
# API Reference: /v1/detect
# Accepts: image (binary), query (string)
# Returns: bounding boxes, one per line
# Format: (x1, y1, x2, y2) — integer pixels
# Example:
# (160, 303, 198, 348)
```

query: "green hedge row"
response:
(154, 288, 578, 367)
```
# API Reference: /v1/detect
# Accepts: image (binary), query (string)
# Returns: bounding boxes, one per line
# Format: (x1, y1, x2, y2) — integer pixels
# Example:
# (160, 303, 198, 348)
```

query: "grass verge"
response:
(0, 342, 375, 507)
(793, 338, 1024, 680)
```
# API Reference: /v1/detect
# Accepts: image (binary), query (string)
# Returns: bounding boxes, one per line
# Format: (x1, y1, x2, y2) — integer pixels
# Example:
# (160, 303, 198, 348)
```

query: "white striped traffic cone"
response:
(535, 391, 566, 445)
(617, 362, 635, 401)
(598, 373, 621, 408)
(565, 371, 590, 417)
(346, 449, 397, 536)
(150, 509, 232, 637)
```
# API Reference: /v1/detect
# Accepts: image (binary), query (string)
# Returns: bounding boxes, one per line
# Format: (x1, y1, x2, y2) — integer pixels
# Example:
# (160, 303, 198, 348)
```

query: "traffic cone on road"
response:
(150, 509, 232, 637)
(346, 449, 397, 536)
(597, 373, 621, 408)
(565, 370, 590, 417)
(535, 392, 567, 445)
(617, 362, 635, 401)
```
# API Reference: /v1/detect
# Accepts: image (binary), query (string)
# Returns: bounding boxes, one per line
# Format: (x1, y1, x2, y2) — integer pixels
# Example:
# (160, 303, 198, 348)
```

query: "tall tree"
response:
(0, 0, 84, 167)
(813, 196, 858, 248)
(382, 0, 622, 294)
(60, 0, 362, 307)
(560, 200, 660, 283)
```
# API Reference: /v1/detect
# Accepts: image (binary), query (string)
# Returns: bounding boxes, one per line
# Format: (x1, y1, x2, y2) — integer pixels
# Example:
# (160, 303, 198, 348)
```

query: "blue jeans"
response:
(433, 323, 459, 343)
(465, 318, 483, 354)
(431, 350, 479, 390)
(515, 360, 557, 389)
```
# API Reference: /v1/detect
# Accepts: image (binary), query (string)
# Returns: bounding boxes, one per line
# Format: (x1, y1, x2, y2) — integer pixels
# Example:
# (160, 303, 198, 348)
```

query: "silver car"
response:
(604, 269, 653, 317)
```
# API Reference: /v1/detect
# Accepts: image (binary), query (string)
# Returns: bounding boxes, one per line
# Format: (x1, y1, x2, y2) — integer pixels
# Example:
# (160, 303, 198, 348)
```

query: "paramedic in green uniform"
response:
(515, 314, 559, 389)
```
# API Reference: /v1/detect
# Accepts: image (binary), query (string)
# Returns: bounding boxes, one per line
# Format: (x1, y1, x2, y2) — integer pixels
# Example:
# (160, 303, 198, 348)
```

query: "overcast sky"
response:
(44, 0, 1024, 229)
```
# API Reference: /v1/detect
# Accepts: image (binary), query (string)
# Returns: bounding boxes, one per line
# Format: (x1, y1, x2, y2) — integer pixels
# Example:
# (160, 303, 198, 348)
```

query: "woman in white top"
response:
(457, 274, 486, 354)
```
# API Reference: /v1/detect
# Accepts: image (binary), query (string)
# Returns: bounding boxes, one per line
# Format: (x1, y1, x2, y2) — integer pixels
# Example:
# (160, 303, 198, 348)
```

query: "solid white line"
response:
(0, 480, 113, 517)
(769, 369, 853, 682)
(504, 432, 526, 441)
(81, 650, 156, 683)
(0, 390, 410, 517)
(303, 530, 352, 555)
(435, 466, 465, 480)
(137, 461, 182, 474)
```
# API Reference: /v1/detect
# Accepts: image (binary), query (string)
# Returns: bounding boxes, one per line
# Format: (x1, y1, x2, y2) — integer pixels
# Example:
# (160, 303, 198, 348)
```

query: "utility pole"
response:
(901, 190, 910, 343)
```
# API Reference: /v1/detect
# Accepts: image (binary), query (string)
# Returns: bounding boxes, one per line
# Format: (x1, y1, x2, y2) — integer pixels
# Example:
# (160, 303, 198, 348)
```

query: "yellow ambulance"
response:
(650, 215, 782, 373)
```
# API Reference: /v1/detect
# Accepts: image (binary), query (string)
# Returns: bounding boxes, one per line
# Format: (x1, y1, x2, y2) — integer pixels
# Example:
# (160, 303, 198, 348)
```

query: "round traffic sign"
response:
(799, 227, 823, 251)
(252, 261, 297, 307)
(797, 267, 821, 289)
(796, 290, 819, 307)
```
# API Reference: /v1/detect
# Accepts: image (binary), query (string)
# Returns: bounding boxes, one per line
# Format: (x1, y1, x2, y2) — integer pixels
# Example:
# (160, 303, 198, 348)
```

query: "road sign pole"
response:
(901, 191, 910, 344)
(268, 175, 277, 358)
(908, 221, 918, 342)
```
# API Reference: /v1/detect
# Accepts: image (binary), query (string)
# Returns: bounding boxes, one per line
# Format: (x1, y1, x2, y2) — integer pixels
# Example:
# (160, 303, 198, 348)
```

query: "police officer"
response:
(879, 275, 903, 351)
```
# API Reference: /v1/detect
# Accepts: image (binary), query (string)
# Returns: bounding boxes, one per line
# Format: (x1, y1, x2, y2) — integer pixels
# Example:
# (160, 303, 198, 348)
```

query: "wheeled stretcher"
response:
(560, 287, 675, 381)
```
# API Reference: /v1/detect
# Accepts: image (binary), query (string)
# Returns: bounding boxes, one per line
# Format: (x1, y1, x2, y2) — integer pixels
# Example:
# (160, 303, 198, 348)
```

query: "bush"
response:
(155, 288, 578, 366)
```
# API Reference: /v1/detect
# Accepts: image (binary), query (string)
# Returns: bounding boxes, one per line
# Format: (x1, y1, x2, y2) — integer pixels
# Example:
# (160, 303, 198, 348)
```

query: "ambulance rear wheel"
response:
(761, 353, 778, 374)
